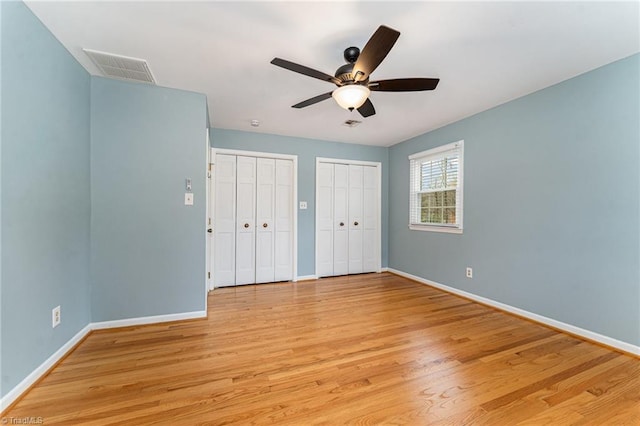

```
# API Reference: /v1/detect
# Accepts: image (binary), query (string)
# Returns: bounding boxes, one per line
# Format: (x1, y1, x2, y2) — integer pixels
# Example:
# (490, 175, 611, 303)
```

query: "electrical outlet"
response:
(52, 306, 61, 328)
(466, 267, 473, 278)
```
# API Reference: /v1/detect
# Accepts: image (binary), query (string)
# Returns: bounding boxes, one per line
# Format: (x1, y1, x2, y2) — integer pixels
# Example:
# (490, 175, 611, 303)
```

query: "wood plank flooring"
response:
(5, 273, 639, 424)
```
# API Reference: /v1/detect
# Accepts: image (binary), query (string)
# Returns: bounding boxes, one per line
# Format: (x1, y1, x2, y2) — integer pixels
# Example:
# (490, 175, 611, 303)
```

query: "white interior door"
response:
(235, 156, 256, 285)
(316, 162, 334, 277)
(363, 165, 378, 273)
(333, 164, 349, 276)
(255, 158, 275, 283)
(274, 159, 294, 281)
(348, 165, 363, 274)
(213, 154, 236, 287)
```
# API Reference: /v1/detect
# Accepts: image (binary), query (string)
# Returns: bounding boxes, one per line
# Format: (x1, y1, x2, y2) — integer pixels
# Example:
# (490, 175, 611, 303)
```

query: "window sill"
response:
(408, 224, 463, 234)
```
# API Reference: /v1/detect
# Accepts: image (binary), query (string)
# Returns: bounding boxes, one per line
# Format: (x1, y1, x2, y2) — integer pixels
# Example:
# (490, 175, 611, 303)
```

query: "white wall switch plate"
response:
(299, 201, 308, 210)
(185, 193, 194, 206)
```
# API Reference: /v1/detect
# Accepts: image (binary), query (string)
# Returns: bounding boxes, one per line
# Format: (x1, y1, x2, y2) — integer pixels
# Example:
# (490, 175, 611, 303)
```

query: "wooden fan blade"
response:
(357, 98, 376, 117)
(352, 25, 400, 82)
(369, 78, 440, 92)
(271, 58, 340, 85)
(292, 92, 334, 108)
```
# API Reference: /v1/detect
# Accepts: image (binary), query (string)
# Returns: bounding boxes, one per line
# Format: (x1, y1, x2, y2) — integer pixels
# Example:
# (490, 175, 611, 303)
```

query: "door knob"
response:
(263, 223, 268, 228)
(339, 222, 344, 227)
(354, 221, 359, 226)
(244, 223, 250, 228)
(207, 228, 212, 233)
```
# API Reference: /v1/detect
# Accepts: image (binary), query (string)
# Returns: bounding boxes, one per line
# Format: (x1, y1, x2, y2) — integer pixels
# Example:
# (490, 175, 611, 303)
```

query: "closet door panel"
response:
(274, 159, 294, 281)
(333, 164, 349, 276)
(213, 155, 236, 287)
(255, 158, 276, 283)
(235, 156, 257, 285)
(348, 165, 363, 274)
(363, 165, 378, 272)
(316, 163, 334, 277)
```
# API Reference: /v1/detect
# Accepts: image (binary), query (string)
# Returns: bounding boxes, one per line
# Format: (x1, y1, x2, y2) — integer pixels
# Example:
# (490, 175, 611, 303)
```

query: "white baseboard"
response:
(91, 310, 207, 330)
(387, 268, 640, 356)
(296, 274, 318, 281)
(1, 310, 207, 412)
(1, 323, 92, 412)
(299, 270, 387, 280)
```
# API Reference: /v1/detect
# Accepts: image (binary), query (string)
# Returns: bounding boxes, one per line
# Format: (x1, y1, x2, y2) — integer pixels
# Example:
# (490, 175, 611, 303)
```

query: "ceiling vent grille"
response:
(343, 119, 362, 128)
(83, 49, 156, 84)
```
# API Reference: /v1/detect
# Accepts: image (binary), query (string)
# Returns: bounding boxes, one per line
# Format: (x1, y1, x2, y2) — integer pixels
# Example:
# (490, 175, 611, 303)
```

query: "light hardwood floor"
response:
(5, 273, 639, 424)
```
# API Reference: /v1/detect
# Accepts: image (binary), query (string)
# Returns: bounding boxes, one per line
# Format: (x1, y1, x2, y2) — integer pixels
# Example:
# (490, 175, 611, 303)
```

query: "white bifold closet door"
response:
(214, 154, 293, 287)
(274, 159, 294, 281)
(255, 158, 275, 283)
(316, 163, 334, 278)
(348, 165, 364, 274)
(213, 154, 236, 287)
(236, 156, 257, 285)
(316, 160, 380, 278)
(334, 164, 349, 276)
(362, 166, 378, 272)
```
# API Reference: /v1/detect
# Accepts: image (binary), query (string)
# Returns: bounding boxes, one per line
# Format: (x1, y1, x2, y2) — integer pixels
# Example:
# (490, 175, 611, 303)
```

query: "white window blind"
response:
(409, 141, 464, 233)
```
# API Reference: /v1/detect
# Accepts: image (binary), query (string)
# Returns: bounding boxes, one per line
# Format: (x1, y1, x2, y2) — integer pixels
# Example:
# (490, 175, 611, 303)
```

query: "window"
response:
(409, 141, 464, 233)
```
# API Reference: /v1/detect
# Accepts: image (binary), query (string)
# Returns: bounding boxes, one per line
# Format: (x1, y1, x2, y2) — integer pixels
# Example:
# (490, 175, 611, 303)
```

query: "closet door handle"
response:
(354, 221, 359, 226)
(263, 223, 268, 228)
(244, 223, 250, 228)
(339, 222, 344, 227)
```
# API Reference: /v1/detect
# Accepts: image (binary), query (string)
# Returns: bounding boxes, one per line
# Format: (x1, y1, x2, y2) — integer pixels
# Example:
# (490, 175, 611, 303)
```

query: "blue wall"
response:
(0, 2, 209, 398)
(1, 1, 91, 396)
(91, 77, 208, 321)
(388, 54, 640, 346)
(210, 129, 389, 276)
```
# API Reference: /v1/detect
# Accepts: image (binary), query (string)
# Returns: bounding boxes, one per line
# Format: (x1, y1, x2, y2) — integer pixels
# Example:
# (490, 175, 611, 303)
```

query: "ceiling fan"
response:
(270, 25, 439, 118)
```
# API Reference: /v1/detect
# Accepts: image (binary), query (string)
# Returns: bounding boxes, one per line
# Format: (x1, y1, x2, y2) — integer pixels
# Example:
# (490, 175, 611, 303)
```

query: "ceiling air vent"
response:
(83, 49, 156, 84)
(343, 119, 362, 128)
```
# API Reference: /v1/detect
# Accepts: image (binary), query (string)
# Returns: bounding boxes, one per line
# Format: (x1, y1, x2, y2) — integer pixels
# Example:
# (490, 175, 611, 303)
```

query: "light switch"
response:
(299, 201, 308, 210)
(185, 178, 192, 192)
(185, 193, 194, 206)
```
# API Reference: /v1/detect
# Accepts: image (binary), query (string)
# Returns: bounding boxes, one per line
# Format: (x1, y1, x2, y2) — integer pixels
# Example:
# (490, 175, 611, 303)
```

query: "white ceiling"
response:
(25, 1, 639, 147)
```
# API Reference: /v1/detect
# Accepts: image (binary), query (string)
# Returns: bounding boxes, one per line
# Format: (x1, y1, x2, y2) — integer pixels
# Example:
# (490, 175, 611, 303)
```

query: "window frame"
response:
(408, 140, 464, 234)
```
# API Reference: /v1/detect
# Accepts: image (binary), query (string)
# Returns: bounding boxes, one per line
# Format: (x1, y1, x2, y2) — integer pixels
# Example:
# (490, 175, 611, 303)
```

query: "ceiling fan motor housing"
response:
(335, 63, 369, 85)
(335, 47, 369, 84)
(335, 63, 354, 81)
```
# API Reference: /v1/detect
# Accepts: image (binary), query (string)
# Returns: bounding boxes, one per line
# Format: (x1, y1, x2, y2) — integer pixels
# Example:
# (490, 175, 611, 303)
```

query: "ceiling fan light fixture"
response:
(332, 84, 370, 110)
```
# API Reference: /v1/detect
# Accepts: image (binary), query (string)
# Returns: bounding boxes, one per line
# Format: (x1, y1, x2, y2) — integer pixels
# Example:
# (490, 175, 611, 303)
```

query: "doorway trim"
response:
(209, 147, 298, 289)
(205, 130, 212, 302)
